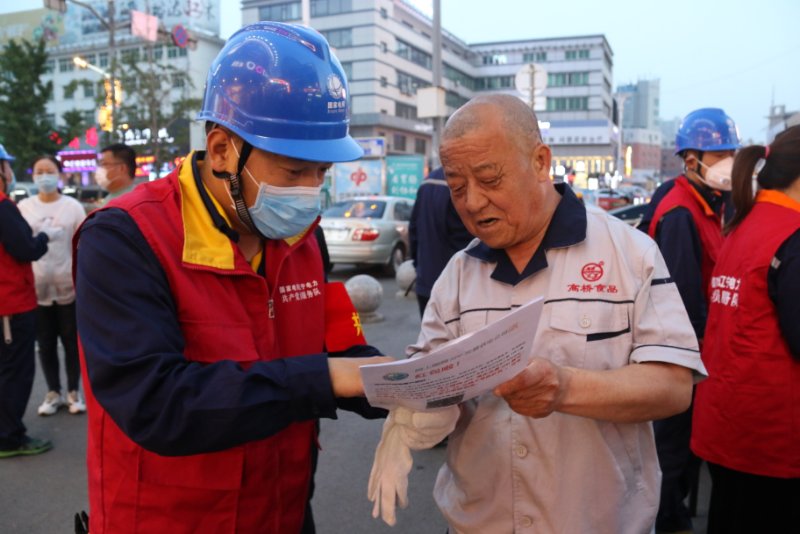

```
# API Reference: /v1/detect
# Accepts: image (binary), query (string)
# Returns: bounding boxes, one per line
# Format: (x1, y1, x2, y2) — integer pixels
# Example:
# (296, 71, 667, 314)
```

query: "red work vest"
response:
(0, 192, 38, 316)
(80, 164, 328, 533)
(692, 190, 800, 478)
(649, 176, 724, 303)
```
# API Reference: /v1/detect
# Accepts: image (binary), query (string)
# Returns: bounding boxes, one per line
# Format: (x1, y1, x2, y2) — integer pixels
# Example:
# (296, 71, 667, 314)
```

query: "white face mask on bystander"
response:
(697, 157, 734, 191)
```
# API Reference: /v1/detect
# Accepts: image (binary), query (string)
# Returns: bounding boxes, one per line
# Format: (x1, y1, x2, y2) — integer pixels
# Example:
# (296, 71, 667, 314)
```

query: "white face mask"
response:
(697, 157, 734, 191)
(95, 166, 112, 190)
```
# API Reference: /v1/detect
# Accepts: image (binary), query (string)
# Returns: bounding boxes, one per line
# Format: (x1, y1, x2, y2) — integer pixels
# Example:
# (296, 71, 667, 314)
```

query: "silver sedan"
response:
(320, 196, 414, 275)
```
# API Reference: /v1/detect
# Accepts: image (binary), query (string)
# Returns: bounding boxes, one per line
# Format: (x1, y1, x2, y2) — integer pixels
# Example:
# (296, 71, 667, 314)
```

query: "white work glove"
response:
(368, 405, 459, 526)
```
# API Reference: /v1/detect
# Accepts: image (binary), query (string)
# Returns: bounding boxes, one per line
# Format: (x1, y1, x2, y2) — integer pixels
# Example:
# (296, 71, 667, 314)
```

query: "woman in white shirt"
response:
(18, 156, 86, 416)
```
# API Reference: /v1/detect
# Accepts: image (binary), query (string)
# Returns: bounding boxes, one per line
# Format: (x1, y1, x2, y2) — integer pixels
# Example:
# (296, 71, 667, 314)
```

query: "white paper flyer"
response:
(360, 297, 544, 411)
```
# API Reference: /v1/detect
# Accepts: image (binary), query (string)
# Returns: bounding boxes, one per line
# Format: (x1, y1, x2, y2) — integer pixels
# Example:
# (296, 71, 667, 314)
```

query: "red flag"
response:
(324, 282, 367, 352)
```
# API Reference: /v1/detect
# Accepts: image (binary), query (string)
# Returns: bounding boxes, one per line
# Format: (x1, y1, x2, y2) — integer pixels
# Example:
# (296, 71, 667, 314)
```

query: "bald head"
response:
(443, 94, 542, 152)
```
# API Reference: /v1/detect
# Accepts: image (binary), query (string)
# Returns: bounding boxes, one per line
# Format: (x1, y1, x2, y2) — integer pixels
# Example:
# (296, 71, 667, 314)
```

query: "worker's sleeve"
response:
(0, 199, 48, 262)
(654, 208, 707, 338)
(768, 228, 800, 359)
(75, 208, 338, 457)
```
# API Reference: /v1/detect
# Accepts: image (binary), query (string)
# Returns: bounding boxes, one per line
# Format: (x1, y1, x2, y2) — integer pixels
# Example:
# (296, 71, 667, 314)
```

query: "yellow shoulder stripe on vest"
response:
(179, 152, 237, 270)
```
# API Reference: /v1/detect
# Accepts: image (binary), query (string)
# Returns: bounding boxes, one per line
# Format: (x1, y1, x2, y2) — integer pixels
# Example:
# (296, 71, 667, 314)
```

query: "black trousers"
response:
(37, 302, 81, 393)
(654, 397, 698, 531)
(707, 462, 800, 534)
(0, 310, 37, 448)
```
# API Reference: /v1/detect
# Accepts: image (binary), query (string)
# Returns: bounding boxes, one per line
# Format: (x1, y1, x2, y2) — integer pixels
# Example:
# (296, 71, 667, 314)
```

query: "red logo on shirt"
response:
(581, 262, 604, 282)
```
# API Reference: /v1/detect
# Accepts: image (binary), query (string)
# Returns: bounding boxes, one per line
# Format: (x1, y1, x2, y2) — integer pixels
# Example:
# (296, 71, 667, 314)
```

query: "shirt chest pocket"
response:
(542, 300, 631, 369)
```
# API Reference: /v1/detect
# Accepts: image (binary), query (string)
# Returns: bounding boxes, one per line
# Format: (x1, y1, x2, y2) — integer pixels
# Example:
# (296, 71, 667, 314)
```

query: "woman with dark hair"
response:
(691, 125, 800, 534)
(18, 155, 86, 415)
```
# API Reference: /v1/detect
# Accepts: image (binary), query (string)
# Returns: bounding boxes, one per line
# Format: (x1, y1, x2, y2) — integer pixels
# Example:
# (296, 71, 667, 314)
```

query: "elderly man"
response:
(409, 95, 705, 533)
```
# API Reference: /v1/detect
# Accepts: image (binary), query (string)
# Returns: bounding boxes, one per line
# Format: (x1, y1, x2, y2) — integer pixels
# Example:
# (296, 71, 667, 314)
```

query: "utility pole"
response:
(431, 0, 442, 169)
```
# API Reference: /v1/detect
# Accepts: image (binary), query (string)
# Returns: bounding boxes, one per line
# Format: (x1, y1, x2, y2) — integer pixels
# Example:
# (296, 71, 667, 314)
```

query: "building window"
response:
(397, 71, 430, 95)
(64, 85, 76, 99)
(547, 72, 589, 87)
(340, 61, 353, 81)
(168, 45, 179, 58)
(44, 59, 55, 74)
(178, 47, 187, 57)
(414, 138, 426, 155)
(83, 81, 94, 98)
(258, 1, 301, 22)
(120, 47, 140, 63)
(311, 0, 352, 16)
(536, 51, 547, 61)
(566, 49, 590, 61)
(393, 134, 407, 151)
(446, 91, 469, 108)
(482, 54, 507, 65)
(395, 102, 417, 120)
(321, 28, 352, 48)
(81, 109, 95, 124)
(444, 63, 476, 90)
(380, 76, 387, 87)
(381, 41, 387, 53)
(99, 52, 108, 68)
(546, 97, 589, 111)
(58, 58, 74, 73)
(476, 75, 514, 90)
(396, 39, 432, 70)
(172, 73, 185, 88)
(153, 45, 163, 60)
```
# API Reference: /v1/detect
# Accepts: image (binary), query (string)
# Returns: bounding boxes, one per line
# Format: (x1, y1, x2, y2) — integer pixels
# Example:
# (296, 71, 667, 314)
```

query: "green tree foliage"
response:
(61, 109, 87, 146)
(0, 38, 56, 176)
(116, 48, 201, 176)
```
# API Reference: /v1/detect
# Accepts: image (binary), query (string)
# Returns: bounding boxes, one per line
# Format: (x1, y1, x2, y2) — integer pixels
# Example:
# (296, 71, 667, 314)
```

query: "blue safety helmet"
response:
(0, 143, 15, 161)
(674, 108, 741, 155)
(197, 22, 362, 163)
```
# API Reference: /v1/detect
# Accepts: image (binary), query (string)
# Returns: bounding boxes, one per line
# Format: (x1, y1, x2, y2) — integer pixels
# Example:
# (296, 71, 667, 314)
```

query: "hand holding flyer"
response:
(360, 297, 544, 411)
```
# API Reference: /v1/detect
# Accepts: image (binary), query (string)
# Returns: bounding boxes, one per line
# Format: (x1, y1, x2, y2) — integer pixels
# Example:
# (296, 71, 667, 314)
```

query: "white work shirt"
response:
(408, 184, 705, 534)
(18, 194, 86, 306)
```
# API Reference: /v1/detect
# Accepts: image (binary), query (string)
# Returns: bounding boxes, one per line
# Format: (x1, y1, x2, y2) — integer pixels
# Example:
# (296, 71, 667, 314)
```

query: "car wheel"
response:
(384, 243, 405, 276)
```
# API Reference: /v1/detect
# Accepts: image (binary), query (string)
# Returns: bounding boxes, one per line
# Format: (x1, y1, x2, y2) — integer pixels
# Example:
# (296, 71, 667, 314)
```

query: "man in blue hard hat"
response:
(647, 108, 741, 534)
(0, 143, 53, 459)
(73, 23, 391, 533)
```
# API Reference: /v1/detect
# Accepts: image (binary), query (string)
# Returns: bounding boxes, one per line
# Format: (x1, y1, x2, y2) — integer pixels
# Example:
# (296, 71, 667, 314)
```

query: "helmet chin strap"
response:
(211, 139, 265, 238)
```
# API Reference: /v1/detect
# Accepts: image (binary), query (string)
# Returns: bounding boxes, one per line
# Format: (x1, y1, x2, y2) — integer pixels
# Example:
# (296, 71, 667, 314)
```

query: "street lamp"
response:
(74, 55, 121, 132)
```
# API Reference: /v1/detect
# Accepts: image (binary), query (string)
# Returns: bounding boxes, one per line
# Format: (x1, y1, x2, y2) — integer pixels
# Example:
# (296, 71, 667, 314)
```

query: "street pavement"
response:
(0, 266, 710, 533)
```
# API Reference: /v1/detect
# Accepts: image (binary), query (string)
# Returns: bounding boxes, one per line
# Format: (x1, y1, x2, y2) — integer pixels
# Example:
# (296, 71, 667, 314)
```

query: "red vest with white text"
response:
(0, 192, 38, 316)
(80, 164, 326, 533)
(649, 176, 724, 303)
(692, 190, 800, 478)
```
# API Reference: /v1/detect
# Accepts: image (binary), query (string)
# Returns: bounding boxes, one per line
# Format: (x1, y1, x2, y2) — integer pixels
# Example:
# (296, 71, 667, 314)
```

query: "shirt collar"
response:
(466, 182, 587, 285)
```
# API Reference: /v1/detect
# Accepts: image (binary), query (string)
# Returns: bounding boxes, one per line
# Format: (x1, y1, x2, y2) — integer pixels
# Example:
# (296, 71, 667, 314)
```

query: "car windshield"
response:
(324, 200, 386, 219)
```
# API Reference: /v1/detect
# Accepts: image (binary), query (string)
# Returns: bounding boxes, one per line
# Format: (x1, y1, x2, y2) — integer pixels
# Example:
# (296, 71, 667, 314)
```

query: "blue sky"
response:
(2, 0, 799, 143)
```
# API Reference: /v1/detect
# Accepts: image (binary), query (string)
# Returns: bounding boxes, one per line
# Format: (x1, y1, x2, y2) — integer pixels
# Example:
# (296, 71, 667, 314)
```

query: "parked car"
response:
(320, 196, 414, 275)
(595, 188, 633, 211)
(63, 185, 108, 213)
(10, 181, 38, 203)
(609, 202, 649, 228)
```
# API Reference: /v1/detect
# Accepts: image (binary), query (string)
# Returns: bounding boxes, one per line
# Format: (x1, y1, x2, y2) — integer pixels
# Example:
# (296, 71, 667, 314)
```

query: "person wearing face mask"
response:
(18, 155, 86, 417)
(95, 143, 137, 205)
(73, 23, 393, 534)
(647, 107, 741, 534)
(691, 125, 800, 534)
(0, 144, 53, 458)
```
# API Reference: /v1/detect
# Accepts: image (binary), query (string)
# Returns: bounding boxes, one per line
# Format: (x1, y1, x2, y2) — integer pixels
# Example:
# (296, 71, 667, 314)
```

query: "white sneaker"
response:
(67, 391, 86, 414)
(38, 391, 64, 416)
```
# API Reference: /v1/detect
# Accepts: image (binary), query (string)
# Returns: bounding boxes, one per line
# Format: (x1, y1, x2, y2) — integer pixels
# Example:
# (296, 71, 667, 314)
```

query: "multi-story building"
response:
(242, 0, 620, 179)
(1, 1, 224, 175)
(659, 116, 683, 180)
(616, 79, 662, 184)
